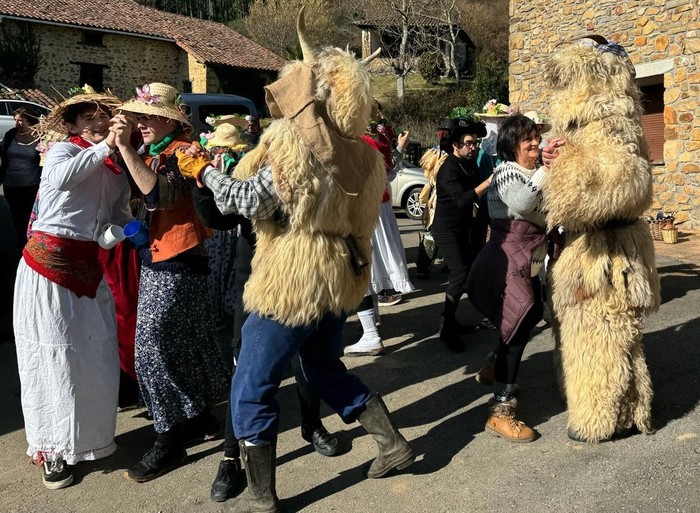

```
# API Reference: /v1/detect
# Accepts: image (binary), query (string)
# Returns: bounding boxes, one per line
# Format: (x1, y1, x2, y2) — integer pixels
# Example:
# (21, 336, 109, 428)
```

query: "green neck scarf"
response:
(148, 128, 183, 157)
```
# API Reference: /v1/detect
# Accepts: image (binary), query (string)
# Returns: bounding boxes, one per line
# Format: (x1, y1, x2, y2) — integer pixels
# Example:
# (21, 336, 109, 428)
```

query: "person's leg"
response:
(486, 277, 542, 443)
(344, 294, 383, 356)
(211, 236, 252, 502)
(230, 313, 311, 512)
(432, 232, 474, 352)
(290, 353, 339, 456)
(297, 314, 414, 478)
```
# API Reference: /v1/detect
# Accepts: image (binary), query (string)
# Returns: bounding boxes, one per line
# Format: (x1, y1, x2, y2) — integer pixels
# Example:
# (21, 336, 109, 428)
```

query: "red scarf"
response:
(23, 232, 103, 298)
(69, 136, 122, 175)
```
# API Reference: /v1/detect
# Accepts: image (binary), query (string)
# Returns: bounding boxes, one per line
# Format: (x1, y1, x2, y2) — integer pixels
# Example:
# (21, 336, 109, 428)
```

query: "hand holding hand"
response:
(109, 114, 132, 150)
(177, 142, 212, 181)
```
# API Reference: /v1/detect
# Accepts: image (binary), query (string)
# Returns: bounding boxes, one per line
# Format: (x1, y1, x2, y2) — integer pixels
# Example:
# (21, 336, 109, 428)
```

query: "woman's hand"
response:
(397, 130, 410, 152)
(109, 114, 132, 150)
(542, 138, 565, 168)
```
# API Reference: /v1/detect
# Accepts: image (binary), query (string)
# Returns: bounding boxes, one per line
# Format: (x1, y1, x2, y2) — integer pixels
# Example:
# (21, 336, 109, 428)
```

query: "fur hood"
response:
(542, 39, 653, 232)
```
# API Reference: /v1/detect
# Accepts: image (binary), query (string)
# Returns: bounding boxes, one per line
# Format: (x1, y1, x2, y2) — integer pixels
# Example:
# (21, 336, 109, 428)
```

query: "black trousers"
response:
(222, 235, 322, 458)
(432, 229, 475, 299)
(4, 183, 39, 249)
(494, 276, 543, 386)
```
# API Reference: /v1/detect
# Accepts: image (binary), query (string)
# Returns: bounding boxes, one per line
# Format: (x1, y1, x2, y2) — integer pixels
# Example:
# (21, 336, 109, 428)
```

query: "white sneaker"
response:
(344, 335, 384, 356)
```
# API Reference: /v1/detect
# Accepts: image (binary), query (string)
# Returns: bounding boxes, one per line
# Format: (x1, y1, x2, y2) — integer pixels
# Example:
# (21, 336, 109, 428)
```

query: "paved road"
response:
(0, 203, 698, 513)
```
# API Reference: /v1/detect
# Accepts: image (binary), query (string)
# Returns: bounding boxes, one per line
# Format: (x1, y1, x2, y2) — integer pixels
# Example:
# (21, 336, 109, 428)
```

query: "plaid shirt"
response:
(201, 165, 280, 220)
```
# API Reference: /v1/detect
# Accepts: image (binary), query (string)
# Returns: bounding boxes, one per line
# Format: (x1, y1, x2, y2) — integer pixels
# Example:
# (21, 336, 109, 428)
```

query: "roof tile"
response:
(1, 0, 285, 71)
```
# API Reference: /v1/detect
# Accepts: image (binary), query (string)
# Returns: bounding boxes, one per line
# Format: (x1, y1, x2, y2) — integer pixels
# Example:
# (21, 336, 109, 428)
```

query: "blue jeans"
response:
(231, 311, 371, 444)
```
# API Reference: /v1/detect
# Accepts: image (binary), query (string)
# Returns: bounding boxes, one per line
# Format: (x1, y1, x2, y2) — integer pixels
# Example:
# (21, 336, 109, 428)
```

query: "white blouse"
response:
(31, 140, 132, 241)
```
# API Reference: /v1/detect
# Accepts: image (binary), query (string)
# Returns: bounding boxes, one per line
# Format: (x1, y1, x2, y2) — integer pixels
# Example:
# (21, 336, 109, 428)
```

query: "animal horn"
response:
(297, 6, 314, 64)
(361, 47, 382, 65)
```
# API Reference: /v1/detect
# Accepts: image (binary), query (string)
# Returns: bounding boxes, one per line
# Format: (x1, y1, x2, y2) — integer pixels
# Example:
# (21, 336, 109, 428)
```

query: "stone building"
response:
(0, 0, 284, 108)
(509, 0, 700, 228)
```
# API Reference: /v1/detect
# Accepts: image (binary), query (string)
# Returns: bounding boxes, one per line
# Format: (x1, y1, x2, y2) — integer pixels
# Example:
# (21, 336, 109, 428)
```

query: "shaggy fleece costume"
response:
(543, 37, 660, 442)
(232, 58, 385, 327)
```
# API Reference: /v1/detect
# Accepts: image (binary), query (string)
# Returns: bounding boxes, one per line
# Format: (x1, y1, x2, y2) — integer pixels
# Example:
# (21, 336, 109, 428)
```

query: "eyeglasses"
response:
(456, 140, 480, 149)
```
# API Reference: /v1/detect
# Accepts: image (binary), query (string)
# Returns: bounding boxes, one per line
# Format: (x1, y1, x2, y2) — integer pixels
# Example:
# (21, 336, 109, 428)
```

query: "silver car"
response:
(390, 161, 428, 221)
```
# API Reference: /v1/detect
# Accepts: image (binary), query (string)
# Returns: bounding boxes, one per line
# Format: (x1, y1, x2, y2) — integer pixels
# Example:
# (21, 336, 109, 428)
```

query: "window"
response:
(639, 82, 664, 164)
(81, 31, 104, 46)
(182, 80, 192, 93)
(75, 62, 106, 91)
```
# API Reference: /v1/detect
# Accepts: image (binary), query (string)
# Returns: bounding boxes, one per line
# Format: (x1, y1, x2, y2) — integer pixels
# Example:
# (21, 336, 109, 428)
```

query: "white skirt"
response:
(368, 202, 415, 295)
(13, 260, 119, 464)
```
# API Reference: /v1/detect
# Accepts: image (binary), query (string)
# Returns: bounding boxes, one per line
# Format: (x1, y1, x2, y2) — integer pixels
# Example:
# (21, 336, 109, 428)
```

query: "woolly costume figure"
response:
(542, 36, 660, 442)
(178, 8, 415, 511)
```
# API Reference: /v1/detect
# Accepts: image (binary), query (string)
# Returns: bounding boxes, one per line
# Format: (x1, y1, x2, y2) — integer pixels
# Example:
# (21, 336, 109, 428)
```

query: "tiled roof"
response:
(0, 86, 58, 108)
(1, 0, 285, 71)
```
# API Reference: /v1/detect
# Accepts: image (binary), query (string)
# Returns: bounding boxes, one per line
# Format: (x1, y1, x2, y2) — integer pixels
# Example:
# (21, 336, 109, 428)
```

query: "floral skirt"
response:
(135, 266, 229, 433)
(205, 229, 237, 324)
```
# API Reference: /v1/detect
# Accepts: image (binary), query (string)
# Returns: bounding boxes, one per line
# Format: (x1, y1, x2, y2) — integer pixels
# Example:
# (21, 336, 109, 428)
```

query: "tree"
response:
(240, 0, 351, 59)
(136, 0, 254, 23)
(353, 0, 433, 100)
(0, 22, 45, 88)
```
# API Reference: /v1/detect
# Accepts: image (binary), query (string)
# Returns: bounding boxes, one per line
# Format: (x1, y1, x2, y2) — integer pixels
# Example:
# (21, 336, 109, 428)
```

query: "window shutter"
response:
(642, 112, 664, 163)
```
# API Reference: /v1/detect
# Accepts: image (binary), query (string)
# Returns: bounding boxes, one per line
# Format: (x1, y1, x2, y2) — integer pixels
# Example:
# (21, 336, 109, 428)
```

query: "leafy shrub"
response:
(416, 51, 445, 85)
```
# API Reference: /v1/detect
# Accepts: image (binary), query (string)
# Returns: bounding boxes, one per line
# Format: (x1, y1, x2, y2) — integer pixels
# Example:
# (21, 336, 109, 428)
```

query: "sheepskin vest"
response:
(234, 121, 386, 327)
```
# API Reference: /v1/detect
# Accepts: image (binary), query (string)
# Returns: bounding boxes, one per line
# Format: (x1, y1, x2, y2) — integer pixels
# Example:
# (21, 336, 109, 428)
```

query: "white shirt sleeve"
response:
(43, 140, 113, 191)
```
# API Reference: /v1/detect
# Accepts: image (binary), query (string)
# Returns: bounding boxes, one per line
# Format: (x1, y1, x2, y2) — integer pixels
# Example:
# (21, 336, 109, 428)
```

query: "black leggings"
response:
(494, 276, 543, 386)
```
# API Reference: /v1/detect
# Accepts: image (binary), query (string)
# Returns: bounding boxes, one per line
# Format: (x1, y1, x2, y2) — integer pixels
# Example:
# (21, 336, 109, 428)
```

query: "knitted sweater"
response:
(488, 161, 547, 275)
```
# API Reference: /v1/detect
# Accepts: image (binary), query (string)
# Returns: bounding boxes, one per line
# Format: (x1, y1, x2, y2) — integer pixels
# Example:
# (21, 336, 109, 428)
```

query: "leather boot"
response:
(485, 398, 536, 443)
(358, 394, 415, 478)
(232, 442, 279, 513)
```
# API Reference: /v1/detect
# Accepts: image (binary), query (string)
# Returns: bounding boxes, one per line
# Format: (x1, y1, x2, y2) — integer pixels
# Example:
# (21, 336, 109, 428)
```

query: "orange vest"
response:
(144, 136, 211, 263)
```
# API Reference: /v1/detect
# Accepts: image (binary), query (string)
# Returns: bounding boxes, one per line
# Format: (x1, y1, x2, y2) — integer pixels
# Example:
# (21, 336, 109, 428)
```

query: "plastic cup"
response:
(123, 220, 149, 248)
(97, 223, 125, 249)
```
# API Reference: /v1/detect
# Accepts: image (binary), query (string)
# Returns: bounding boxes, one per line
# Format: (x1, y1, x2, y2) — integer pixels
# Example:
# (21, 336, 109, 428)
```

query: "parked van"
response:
(180, 93, 258, 135)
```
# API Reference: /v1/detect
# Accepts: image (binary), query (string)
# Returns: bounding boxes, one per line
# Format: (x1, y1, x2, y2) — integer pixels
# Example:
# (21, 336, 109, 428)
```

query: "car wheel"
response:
(403, 186, 425, 221)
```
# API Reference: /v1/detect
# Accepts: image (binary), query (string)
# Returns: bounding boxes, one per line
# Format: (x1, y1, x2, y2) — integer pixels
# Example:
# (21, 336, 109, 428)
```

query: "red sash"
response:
(23, 232, 103, 298)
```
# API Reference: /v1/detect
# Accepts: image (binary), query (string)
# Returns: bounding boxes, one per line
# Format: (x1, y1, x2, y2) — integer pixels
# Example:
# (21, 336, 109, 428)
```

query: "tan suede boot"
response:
(485, 399, 536, 443)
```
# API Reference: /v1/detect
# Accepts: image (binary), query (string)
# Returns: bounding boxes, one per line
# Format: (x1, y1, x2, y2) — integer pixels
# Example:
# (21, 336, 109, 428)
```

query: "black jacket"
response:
(431, 154, 480, 234)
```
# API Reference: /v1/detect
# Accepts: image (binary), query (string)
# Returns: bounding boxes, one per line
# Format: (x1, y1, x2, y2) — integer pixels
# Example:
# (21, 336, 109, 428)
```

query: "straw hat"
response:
(524, 110, 552, 133)
(118, 82, 190, 127)
(38, 87, 122, 135)
(206, 115, 249, 130)
(205, 123, 249, 152)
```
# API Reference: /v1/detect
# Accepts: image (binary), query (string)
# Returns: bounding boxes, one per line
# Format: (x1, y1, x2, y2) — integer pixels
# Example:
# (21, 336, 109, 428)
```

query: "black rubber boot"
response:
(232, 442, 279, 513)
(357, 394, 415, 478)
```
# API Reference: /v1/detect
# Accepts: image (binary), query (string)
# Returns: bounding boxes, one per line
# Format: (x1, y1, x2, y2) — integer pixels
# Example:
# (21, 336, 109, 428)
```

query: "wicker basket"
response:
(649, 220, 664, 240)
(662, 227, 678, 244)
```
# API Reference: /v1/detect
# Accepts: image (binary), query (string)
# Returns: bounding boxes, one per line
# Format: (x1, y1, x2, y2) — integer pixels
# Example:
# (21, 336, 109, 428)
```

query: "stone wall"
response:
(4, 22, 188, 98)
(509, 0, 700, 227)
